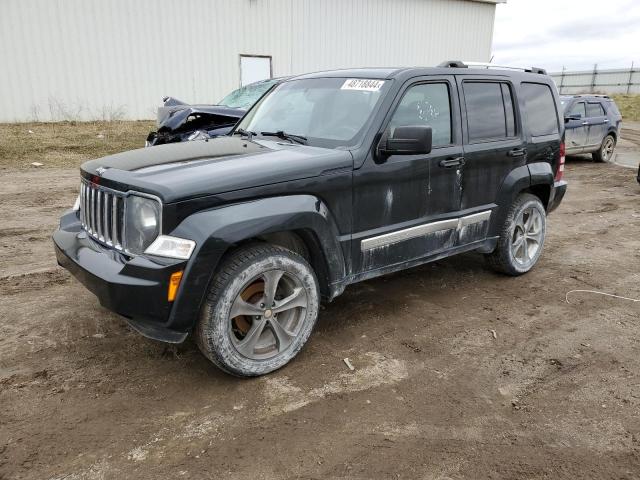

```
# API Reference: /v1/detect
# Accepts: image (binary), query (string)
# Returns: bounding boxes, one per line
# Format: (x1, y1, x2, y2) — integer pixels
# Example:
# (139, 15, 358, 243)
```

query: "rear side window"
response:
(606, 101, 620, 116)
(587, 102, 605, 117)
(569, 102, 586, 118)
(521, 83, 559, 137)
(463, 81, 516, 142)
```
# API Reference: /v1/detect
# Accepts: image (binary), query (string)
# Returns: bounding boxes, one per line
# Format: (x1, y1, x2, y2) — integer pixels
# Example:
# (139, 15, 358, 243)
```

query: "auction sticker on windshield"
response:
(341, 79, 385, 92)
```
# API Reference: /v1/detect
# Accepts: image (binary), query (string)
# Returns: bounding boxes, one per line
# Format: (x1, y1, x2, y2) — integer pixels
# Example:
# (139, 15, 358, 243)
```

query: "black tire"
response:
(592, 134, 615, 163)
(485, 193, 546, 276)
(195, 244, 320, 377)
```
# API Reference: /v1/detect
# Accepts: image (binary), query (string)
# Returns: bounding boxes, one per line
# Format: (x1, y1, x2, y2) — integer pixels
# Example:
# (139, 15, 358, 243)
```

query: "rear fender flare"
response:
(490, 163, 552, 236)
(527, 162, 554, 187)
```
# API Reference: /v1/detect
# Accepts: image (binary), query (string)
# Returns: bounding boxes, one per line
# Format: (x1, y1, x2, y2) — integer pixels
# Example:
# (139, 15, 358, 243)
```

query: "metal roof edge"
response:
(465, 0, 506, 4)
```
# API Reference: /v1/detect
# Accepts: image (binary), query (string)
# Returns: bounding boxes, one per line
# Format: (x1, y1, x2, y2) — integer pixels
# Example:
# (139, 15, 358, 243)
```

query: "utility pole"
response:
(627, 61, 635, 95)
(591, 64, 598, 93)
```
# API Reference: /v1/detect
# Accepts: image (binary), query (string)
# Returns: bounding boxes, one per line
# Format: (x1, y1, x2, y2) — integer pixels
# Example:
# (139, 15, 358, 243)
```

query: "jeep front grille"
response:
(79, 180, 125, 251)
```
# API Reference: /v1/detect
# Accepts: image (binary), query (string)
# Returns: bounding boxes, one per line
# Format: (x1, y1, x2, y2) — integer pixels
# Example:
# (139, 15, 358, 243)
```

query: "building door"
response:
(240, 55, 272, 86)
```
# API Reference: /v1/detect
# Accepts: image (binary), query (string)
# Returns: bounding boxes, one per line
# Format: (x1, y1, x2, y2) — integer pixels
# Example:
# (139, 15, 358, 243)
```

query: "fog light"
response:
(168, 271, 183, 302)
(144, 235, 196, 260)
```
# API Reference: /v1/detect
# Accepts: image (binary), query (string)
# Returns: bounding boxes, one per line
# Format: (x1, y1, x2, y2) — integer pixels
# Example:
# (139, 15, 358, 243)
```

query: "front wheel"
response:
(592, 134, 615, 163)
(196, 244, 320, 377)
(485, 193, 547, 276)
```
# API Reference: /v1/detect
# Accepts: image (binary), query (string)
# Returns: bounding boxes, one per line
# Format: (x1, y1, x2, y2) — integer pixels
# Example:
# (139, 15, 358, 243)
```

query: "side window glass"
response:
(606, 101, 620, 116)
(388, 83, 452, 147)
(569, 102, 586, 118)
(521, 83, 559, 137)
(587, 103, 605, 117)
(463, 82, 515, 142)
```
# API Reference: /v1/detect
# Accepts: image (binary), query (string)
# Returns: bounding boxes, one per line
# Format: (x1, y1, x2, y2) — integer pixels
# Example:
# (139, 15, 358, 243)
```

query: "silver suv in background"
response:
(561, 95, 622, 162)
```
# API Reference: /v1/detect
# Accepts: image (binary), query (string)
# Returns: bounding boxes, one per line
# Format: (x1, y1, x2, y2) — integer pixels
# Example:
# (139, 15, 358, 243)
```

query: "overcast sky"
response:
(491, 0, 640, 72)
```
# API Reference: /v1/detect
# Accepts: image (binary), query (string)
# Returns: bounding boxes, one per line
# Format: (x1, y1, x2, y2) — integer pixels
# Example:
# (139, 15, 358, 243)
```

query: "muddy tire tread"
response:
(485, 193, 545, 276)
(195, 243, 319, 377)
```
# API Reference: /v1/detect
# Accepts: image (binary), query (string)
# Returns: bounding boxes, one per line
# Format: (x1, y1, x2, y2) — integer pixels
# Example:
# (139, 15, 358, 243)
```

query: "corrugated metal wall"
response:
(551, 67, 640, 95)
(0, 0, 497, 122)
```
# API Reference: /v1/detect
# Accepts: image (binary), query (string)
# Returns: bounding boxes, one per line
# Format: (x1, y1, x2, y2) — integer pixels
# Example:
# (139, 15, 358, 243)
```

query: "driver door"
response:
(352, 76, 463, 274)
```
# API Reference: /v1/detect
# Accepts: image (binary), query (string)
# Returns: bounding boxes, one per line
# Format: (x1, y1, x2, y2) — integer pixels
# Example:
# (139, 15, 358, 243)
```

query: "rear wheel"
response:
(196, 244, 320, 377)
(485, 193, 546, 276)
(592, 134, 615, 163)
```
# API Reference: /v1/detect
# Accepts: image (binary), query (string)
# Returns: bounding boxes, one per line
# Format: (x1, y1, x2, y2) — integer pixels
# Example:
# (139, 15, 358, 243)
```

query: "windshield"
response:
(235, 77, 389, 148)
(218, 79, 280, 109)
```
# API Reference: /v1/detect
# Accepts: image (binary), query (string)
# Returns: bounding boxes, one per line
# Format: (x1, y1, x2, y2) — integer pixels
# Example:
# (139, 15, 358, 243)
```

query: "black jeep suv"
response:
(54, 62, 567, 376)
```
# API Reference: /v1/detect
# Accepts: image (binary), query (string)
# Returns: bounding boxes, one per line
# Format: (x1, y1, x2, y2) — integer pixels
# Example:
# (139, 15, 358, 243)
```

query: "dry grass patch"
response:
(611, 94, 640, 122)
(0, 121, 154, 169)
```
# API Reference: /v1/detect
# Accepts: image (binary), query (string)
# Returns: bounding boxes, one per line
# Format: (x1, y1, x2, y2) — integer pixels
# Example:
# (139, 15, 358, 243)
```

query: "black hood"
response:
(81, 137, 353, 203)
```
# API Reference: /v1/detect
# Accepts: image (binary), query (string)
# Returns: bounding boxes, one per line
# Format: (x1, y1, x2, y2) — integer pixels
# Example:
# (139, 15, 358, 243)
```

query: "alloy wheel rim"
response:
(511, 207, 543, 265)
(602, 137, 614, 161)
(228, 269, 308, 360)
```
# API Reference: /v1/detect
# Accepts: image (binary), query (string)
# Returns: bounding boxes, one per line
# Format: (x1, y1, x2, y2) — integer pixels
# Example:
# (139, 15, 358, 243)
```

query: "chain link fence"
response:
(550, 64, 639, 95)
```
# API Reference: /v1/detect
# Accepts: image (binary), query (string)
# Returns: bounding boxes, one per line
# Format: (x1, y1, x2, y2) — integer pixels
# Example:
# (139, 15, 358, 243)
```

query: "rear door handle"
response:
(438, 157, 465, 168)
(507, 148, 527, 157)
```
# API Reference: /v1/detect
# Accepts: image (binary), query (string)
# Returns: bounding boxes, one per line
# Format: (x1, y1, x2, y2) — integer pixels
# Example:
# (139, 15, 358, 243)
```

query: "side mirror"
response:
(379, 125, 432, 157)
(565, 113, 581, 123)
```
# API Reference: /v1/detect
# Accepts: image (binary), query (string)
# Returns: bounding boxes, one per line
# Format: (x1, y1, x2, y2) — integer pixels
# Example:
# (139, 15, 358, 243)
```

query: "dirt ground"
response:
(1, 125, 640, 480)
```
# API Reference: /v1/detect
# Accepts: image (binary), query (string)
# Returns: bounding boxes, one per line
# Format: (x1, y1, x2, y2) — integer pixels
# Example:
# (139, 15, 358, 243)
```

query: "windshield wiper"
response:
(260, 130, 307, 145)
(233, 128, 256, 140)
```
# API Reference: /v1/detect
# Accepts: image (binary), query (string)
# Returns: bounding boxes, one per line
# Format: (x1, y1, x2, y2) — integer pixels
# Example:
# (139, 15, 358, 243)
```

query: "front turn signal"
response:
(168, 271, 184, 302)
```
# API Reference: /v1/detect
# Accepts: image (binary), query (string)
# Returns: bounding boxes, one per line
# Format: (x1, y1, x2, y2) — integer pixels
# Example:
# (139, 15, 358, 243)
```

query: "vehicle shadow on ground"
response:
(144, 251, 491, 378)
(316, 251, 491, 332)
(565, 154, 596, 164)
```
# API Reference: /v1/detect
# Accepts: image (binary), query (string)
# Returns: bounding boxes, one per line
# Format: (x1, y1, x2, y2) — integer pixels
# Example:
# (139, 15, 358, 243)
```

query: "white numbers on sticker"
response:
(341, 79, 385, 92)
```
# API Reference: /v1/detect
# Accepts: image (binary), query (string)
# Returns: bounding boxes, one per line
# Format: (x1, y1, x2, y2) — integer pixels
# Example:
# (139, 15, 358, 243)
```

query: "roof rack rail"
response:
(438, 60, 547, 75)
(572, 94, 611, 99)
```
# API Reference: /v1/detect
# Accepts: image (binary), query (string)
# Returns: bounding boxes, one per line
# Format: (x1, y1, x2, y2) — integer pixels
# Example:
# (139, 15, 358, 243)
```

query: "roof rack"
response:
(571, 94, 611, 99)
(438, 60, 547, 75)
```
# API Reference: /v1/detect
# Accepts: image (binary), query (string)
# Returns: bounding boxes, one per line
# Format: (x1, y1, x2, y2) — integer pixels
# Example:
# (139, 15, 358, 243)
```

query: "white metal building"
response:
(0, 0, 503, 122)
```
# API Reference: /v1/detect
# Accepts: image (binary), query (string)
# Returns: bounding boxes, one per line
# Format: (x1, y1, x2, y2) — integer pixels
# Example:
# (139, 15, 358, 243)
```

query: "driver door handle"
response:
(507, 148, 527, 157)
(438, 157, 465, 168)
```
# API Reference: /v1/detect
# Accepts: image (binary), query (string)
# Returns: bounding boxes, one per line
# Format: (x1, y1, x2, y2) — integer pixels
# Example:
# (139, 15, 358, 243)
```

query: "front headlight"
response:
(124, 195, 161, 255)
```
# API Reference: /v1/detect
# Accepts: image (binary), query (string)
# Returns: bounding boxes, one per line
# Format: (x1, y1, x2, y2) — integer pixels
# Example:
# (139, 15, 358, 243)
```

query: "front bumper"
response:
(547, 180, 567, 213)
(53, 210, 189, 343)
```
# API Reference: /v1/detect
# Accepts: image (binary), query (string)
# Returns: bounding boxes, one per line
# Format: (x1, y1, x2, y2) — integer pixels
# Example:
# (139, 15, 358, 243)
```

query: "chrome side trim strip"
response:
(361, 210, 492, 251)
(361, 218, 459, 251)
(458, 210, 491, 228)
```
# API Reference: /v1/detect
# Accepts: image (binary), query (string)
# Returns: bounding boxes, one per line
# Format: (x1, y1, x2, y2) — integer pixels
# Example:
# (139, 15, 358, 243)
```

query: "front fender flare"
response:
(165, 195, 346, 331)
